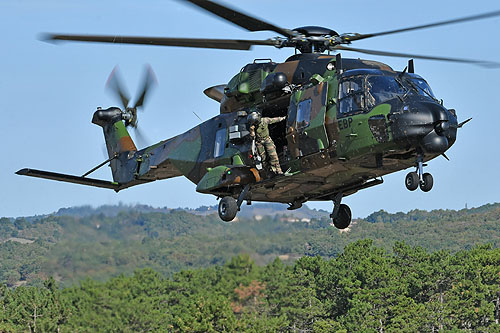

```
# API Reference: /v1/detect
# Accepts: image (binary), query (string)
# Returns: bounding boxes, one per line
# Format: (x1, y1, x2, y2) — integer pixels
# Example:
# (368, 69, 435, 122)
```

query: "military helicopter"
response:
(16, 0, 500, 227)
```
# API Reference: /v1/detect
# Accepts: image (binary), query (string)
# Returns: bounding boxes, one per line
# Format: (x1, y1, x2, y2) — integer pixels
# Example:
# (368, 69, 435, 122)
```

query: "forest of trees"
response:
(0, 241, 499, 332)
(0, 203, 499, 331)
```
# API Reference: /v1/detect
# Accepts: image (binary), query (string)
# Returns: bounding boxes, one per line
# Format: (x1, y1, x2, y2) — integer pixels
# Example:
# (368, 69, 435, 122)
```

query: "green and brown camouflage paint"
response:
(20, 53, 456, 206)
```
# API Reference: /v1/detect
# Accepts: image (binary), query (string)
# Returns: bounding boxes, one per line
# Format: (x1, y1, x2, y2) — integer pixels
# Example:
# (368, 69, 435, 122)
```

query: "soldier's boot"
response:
(272, 164, 283, 175)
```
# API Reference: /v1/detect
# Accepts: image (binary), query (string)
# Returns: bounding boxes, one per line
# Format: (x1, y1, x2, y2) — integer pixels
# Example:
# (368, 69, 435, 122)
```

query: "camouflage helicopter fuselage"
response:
(63, 53, 456, 209)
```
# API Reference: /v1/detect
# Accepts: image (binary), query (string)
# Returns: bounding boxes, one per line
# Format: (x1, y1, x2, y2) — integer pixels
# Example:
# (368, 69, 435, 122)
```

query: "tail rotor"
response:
(105, 65, 157, 147)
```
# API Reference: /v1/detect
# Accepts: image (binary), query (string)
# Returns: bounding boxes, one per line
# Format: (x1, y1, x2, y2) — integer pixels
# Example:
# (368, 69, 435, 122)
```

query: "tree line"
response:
(0, 240, 499, 332)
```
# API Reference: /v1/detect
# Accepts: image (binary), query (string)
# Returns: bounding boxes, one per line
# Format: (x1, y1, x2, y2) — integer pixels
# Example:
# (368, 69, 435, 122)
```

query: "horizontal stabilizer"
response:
(16, 168, 121, 191)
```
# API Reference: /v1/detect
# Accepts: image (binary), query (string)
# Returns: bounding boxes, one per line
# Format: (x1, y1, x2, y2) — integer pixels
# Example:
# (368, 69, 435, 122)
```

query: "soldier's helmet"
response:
(247, 112, 261, 125)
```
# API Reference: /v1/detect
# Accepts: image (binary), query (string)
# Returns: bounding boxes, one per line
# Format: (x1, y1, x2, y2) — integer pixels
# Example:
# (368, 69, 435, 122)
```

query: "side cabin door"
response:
(286, 82, 329, 158)
(336, 73, 392, 160)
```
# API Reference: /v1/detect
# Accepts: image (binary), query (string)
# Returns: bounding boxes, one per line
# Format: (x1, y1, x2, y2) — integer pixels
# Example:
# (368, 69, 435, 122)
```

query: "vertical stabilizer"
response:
(92, 107, 137, 183)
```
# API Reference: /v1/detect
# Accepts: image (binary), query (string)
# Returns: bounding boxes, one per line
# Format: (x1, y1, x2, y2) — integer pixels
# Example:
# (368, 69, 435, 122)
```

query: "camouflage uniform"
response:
(250, 116, 286, 174)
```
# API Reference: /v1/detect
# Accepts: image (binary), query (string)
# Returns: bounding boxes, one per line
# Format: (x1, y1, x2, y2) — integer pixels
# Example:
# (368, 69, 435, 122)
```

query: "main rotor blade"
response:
(183, 0, 294, 38)
(43, 33, 278, 50)
(106, 66, 130, 109)
(344, 9, 500, 42)
(334, 45, 500, 68)
(134, 65, 157, 109)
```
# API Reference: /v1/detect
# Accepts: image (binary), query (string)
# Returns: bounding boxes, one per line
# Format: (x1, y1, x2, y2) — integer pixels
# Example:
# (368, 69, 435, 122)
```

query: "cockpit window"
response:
(340, 76, 363, 100)
(366, 76, 406, 106)
(339, 76, 365, 115)
(409, 78, 435, 98)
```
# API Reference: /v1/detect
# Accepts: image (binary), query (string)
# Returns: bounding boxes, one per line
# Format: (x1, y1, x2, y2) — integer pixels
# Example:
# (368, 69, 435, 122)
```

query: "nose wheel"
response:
(405, 155, 434, 192)
(405, 172, 419, 191)
(330, 193, 352, 229)
(420, 173, 433, 192)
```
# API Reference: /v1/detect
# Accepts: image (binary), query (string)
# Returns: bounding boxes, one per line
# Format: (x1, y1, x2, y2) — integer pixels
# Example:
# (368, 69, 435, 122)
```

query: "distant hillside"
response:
(0, 202, 499, 287)
(54, 203, 171, 217)
(366, 202, 500, 223)
(53, 202, 329, 219)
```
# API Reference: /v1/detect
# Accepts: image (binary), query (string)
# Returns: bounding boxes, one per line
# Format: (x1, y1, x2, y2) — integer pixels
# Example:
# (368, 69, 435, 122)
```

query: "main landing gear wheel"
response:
(420, 173, 433, 192)
(405, 172, 419, 191)
(333, 204, 352, 229)
(330, 193, 352, 229)
(218, 196, 238, 222)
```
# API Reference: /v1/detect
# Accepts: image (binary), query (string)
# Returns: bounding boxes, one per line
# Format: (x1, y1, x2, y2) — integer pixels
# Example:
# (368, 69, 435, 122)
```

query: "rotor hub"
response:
(293, 26, 338, 37)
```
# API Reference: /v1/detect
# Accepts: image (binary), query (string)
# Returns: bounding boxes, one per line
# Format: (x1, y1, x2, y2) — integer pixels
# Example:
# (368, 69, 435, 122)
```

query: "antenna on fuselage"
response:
(192, 111, 203, 122)
(408, 59, 415, 73)
(336, 53, 343, 75)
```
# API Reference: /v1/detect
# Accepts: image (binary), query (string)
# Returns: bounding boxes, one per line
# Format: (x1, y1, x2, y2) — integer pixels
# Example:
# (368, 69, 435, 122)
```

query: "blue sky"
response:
(1, 0, 499, 218)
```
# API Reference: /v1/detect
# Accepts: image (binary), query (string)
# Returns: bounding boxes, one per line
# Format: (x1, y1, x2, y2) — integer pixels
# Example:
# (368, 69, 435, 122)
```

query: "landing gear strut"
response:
(330, 193, 352, 229)
(405, 155, 434, 192)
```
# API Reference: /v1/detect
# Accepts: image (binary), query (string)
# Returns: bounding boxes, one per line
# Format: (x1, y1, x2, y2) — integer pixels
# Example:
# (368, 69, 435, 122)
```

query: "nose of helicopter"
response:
(390, 99, 457, 153)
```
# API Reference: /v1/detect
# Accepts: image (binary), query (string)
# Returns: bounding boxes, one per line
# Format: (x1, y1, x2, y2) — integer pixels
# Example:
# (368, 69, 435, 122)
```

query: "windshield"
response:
(408, 77, 435, 98)
(366, 75, 405, 105)
(338, 74, 436, 116)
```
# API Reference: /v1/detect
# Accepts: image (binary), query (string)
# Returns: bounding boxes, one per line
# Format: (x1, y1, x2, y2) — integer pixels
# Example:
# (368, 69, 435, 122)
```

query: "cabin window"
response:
(296, 98, 312, 129)
(214, 128, 227, 158)
(339, 76, 365, 116)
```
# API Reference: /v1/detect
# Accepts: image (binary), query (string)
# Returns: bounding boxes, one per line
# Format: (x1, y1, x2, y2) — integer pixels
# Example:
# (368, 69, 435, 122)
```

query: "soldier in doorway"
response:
(248, 112, 286, 175)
